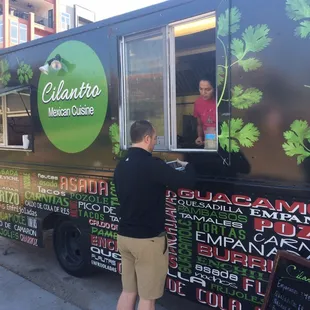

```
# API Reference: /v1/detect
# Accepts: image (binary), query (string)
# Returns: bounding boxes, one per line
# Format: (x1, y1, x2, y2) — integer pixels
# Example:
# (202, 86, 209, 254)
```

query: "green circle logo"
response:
(38, 40, 108, 153)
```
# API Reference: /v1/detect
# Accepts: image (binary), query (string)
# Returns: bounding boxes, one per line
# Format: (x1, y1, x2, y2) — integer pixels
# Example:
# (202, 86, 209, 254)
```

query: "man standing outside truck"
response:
(114, 120, 196, 310)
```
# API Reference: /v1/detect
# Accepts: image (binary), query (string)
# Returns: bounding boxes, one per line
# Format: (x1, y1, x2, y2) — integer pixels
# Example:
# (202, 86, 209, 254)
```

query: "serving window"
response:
(120, 12, 218, 153)
(0, 87, 33, 150)
(119, 29, 169, 151)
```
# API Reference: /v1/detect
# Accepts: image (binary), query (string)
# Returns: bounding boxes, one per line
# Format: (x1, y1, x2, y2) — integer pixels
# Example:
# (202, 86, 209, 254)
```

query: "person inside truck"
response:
(194, 78, 216, 146)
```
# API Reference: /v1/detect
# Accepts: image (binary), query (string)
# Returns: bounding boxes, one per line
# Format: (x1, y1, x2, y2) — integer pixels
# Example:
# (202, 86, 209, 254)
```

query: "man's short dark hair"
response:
(130, 120, 154, 143)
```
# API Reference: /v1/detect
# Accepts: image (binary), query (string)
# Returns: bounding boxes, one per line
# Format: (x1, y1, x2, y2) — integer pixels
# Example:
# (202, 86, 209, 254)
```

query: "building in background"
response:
(0, 0, 95, 49)
(59, 3, 95, 31)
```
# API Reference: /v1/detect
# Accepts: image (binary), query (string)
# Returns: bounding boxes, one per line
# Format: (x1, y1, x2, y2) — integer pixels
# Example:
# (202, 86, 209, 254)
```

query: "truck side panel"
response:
(0, 1, 309, 309)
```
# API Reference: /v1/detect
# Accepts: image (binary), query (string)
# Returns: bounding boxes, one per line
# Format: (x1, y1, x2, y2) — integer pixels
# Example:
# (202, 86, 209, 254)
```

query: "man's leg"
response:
(117, 235, 138, 310)
(137, 299, 155, 310)
(136, 235, 169, 310)
(117, 291, 137, 310)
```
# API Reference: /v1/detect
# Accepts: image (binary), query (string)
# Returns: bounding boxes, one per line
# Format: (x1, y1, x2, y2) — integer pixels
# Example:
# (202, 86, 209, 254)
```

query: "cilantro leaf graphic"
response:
(242, 25, 272, 53)
(231, 26, 269, 72)
(231, 38, 245, 59)
(109, 123, 120, 144)
(238, 58, 262, 72)
(217, 66, 224, 86)
(238, 123, 260, 147)
(231, 39, 262, 72)
(17, 62, 33, 84)
(219, 118, 260, 152)
(0, 59, 9, 72)
(286, 0, 310, 21)
(217, 7, 241, 37)
(217, 5, 270, 120)
(219, 121, 232, 151)
(286, 0, 310, 39)
(296, 20, 310, 38)
(113, 144, 121, 156)
(0, 59, 11, 86)
(283, 120, 310, 164)
(231, 85, 263, 109)
(109, 123, 124, 157)
(109, 123, 127, 158)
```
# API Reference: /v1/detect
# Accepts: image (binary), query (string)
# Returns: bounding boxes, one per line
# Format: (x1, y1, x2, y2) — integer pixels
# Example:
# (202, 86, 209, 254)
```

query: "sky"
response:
(63, 0, 168, 21)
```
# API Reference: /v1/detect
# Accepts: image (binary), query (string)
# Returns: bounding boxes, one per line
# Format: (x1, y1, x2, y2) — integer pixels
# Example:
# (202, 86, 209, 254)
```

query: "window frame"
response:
(119, 27, 170, 151)
(0, 22, 3, 43)
(10, 20, 18, 44)
(0, 87, 33, 151)
(119, 12, 219, 154)
(61, 12, 71, 31)
(19, 23, 27, 43)
(0, 108, 4, 146)
(168, 12, 218, 153)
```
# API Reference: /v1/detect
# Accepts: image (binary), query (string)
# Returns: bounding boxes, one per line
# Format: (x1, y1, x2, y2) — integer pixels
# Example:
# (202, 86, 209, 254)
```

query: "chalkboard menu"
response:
(262, 251, 310, 310)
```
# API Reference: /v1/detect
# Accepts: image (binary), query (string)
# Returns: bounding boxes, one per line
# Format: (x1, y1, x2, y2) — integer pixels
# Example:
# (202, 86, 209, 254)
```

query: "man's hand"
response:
(176, 158, 188, 168)
(195, 136, 203, 146)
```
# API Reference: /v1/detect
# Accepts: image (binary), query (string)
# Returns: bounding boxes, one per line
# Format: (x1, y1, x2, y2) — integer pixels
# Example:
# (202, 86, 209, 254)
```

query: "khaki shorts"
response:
(117, 234, 169, 300)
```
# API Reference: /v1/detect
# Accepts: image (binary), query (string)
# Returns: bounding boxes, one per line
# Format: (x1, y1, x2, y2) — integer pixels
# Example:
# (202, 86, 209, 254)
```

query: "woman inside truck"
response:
(193, 78, 216, 146)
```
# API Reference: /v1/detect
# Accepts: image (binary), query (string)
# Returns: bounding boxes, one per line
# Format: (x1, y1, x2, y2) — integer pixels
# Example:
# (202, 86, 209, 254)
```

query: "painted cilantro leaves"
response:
(217, 66, 225, 86)
(0, 57, 34, 88)
(296, 20, 310, 38)
(286, 0, 310, 38)
(17, 61, 33, 84)
(231, 39, 245, 59)
(231, 85, 263, 109)
(109, 123, 119, 144)
(216, 7, 271, 152)
(217, 7, 241, 37)
(238, 58, 262, 72)
(0, 59, 11, 87)
(286, 0, 310, 21)
(282, 120, 310, 164)
(242, 25, 272, 52)
(219, 118, 260, 152)
(109, 123, 126, 158)
(112, 143, 121, 156)
(231, 24, 271, 71)
(217, 7, 271, 108)
(283, 1, 310, 164)
(109, 123, 121, 155)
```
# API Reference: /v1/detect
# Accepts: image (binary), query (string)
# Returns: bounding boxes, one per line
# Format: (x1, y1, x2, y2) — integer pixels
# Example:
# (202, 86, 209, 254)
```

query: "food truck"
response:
(0, 0, 309, 308)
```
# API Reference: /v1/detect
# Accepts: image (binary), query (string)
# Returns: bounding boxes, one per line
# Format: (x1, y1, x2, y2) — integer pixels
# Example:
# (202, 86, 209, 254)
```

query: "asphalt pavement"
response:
(0, 266, 81, 310)
(0, 265, 182, 310)
(0, 235, 208, 310)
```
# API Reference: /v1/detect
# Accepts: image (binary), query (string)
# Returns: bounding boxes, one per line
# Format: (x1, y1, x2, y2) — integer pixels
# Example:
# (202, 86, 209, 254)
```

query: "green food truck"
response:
(0, 0, 309, 309)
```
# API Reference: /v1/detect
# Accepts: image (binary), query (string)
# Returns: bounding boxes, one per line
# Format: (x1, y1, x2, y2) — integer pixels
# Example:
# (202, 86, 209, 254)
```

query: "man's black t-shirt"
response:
(113, 147, 196, 238)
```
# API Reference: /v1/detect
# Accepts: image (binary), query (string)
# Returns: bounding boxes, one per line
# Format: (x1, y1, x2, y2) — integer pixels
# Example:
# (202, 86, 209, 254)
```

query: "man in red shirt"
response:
(193, 79, 216, 146)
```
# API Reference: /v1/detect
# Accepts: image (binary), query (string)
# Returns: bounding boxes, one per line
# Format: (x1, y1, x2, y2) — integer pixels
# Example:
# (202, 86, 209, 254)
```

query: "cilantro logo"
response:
(38, 41, 108, 153)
